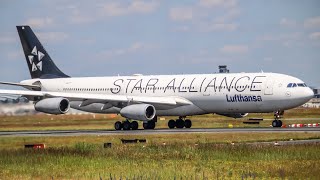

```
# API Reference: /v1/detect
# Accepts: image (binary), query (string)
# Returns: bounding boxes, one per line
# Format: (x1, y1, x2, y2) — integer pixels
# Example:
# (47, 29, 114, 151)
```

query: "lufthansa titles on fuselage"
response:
(226, 94, 262, 102)
(111, 75, 266, 94)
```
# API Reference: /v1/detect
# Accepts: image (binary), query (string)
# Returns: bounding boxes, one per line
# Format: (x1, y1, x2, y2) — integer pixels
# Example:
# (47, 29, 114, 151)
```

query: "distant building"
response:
(312, 87, 320, 98)
(219, 65, 229, 73)
(303, 87, 320, 108)
(0, 96, 29, 104)
(303, 98, 320, 108)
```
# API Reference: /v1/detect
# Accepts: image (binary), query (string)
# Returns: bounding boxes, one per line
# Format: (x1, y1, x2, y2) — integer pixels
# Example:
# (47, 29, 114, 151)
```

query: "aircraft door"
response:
(264, 78, 274, 95)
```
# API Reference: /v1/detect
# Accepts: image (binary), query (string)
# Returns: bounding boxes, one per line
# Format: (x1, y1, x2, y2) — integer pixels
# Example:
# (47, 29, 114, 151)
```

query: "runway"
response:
(0, 127, 319, 137)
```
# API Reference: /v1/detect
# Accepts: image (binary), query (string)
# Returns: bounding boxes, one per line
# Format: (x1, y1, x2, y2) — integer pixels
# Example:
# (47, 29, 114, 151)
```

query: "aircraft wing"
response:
(0, 89, 192, 107)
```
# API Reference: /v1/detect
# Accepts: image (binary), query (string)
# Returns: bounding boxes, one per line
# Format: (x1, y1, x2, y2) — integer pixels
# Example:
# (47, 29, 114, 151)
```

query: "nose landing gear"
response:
(272, 110, 284, 127)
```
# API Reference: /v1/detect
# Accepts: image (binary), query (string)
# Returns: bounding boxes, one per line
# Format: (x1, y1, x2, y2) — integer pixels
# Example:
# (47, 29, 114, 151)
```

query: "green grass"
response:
(0, 133, 319, 179)
(0, 138, 319, 179)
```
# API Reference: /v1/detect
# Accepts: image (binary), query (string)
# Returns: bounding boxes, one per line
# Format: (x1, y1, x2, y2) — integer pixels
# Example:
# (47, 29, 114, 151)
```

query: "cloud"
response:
(280, 18, 296, 27)
(67, 4, 96, 24)
(169, 0, 240, 32)
(257, 32, 302, 41)
(97, 42, 155, 59)
(37, 32, 69, 43)
(69, 14, 95, 24)
(100, 1, 159, 17)
(7, 51, 23, 60)
(220, 45, 249, 54)
(169, 7, 193, 21)
(66, 1, 159, 24)
(0, 36, 15, 44)
(199, 0, 237, 8)
(172, 25, 190, 32)
(200, 22, 238, 32)
(129, 1, 159, 13)
(257, 32, 303, 48)
(309, 32, 320, 40)
(263, 57, 273, 62)
(304, 16, 320, 28)
(25, 17, 54, 28)
(214, 7, 241, 23)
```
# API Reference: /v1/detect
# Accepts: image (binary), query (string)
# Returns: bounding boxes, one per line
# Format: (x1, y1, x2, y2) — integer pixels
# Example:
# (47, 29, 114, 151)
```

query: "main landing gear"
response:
(272, 110, 284, 127)
(114, 118, 157, 131)
(168, 117, 192, 129)
(114, 120, 139, 130)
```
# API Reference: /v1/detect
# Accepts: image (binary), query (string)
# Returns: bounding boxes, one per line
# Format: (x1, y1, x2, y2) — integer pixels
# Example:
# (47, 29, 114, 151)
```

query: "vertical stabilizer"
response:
(17, 26, 69, 79)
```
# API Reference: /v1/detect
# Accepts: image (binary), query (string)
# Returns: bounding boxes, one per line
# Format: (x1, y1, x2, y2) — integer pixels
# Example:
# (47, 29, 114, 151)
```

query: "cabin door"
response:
(264, 78, 274, 95)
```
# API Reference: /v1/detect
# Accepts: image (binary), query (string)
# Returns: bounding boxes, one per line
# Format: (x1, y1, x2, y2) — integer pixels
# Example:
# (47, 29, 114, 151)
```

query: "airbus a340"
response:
(0, 26, 314, 130)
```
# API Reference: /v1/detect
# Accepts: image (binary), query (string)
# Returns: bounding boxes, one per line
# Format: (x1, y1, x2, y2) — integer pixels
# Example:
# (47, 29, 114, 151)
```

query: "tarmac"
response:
(0, 127, 319, 137)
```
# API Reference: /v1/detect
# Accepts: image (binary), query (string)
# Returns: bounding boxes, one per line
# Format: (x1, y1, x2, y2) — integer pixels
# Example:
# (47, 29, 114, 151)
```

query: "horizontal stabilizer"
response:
(0, 81, 41, 90)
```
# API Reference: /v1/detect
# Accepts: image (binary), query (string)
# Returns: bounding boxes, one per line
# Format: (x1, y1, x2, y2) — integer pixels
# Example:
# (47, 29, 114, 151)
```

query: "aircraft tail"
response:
(16, 26, 69, 79)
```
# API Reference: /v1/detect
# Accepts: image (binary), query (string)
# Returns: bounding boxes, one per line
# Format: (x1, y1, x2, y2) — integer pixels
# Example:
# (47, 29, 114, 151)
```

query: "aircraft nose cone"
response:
(298, 88, 314, 104)
(305, 88, 315, 100)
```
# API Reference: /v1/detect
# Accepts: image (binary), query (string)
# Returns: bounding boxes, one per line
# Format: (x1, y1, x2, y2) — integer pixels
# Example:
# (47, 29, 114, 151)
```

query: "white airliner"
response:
(0, 26, 314, 130)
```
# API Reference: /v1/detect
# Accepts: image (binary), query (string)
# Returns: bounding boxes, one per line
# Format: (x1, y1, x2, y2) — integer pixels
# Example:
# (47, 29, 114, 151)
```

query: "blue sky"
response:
(0, 0, 319, 87)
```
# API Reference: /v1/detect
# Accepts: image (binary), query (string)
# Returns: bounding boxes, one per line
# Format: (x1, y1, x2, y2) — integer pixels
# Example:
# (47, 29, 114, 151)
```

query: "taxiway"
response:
(0, 127, 319, 137)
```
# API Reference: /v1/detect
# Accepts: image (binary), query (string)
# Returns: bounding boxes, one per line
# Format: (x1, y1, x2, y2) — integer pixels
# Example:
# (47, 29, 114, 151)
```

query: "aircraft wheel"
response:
(123, 121, 131, 130)
(131, 121, 139, 130)
(143, 120, 156, 129)
(148, 121, 156, 129)
(272, 120, 282, 127)
(278, 120, 283, 127)
(176, 119, 185, 129)
(272, 120, 278, 127)
(184, 119, 192, 128)
(114, 121, 122, 130)
(143, 122, 149, 129)
(168, 120, 176, 129)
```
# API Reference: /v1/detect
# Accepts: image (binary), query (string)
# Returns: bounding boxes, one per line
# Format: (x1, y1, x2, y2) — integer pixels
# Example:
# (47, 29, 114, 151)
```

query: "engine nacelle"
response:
(120, 104, 156, 121)
(35, 98, 70, 115)
(216, 113, 249, 119)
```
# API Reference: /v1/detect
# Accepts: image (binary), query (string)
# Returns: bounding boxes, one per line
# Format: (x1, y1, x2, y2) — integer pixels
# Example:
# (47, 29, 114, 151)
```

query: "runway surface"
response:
(0, 127, 319, 137)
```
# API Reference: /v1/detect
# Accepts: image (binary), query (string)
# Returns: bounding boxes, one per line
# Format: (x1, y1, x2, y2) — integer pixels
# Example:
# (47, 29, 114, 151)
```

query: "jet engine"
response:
(120, 104, 156, 121)
(35, 98, 70, 114)
(216, 113, 249, 119)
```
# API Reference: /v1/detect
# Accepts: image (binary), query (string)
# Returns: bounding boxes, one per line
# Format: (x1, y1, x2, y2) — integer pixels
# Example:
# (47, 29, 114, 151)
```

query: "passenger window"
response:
(287, 83, 292, 88)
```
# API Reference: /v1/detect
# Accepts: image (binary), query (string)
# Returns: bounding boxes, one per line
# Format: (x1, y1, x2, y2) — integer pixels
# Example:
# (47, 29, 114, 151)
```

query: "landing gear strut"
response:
(272, 110, 284, 128)
(168, 117, 192, 129)
(114, 120, 139, 131)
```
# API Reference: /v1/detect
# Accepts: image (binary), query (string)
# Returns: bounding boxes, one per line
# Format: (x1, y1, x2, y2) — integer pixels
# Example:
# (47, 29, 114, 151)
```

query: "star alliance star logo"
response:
(28, 46, 44, 72)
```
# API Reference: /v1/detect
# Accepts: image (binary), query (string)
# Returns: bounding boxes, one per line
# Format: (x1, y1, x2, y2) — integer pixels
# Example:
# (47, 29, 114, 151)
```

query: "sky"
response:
(0, 0, 319, 88)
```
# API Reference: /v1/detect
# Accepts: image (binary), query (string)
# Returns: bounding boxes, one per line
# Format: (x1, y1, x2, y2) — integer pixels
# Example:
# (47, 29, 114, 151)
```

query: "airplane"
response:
(0, 26, 314, 130)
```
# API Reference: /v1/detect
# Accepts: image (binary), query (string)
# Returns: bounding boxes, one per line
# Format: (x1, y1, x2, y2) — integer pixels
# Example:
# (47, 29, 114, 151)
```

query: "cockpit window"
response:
(287, 83, 307, 88)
